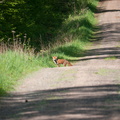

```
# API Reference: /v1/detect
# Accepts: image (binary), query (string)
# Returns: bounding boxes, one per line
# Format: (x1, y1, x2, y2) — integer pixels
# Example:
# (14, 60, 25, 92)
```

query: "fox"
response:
(52, 56, 73, 67)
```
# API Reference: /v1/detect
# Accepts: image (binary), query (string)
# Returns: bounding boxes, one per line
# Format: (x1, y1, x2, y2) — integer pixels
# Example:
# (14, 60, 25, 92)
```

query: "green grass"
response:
(105, 56, 117, 60)
(0, 0, 98, 96)
(95, 68, 117, 76)
(95, 68, 111, 76)
(116, 45, 120, 48)
(50, 9, 97, 61)
(0, 51, 41, 95)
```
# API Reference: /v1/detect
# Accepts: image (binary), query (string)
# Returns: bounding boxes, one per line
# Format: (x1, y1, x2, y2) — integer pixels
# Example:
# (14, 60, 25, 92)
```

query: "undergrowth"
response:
(0, 0, 98, 96)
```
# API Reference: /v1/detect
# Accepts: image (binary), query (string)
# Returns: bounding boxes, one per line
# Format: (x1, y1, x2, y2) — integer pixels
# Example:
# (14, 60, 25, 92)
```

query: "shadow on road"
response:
(97, 23, 120, 41)
(77, 1, 120, 61)
(0, 84, 120, 120)
(72, 21, 120, 62)
(97, 9, 120, 13)
(73, 46, 120, 62)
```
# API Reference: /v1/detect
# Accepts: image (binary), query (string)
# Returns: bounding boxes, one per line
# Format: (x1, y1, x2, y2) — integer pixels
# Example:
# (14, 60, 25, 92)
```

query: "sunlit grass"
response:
(105, 56, 117, 60)
(0, 51, 42, 95)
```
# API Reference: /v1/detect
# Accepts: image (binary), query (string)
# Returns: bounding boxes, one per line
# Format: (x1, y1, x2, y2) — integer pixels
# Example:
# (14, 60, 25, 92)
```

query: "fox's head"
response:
(52, 56, 58, 60)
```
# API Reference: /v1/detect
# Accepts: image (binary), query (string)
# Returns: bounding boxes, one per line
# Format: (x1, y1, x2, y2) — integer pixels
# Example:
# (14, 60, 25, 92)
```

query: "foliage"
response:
(0, 0, 95, 49)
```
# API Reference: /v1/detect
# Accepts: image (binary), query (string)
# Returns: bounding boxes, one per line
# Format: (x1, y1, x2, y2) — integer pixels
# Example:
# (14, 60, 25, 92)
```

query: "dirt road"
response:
(0, 0, 120, 120)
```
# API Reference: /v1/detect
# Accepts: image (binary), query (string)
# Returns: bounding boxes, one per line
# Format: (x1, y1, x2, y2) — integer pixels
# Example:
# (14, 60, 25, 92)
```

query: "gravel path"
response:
(0, 0, 120, 120)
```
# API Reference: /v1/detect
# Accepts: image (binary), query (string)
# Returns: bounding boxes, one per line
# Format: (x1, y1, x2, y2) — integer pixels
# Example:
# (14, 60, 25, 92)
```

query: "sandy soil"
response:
(0, 0, 120, 120)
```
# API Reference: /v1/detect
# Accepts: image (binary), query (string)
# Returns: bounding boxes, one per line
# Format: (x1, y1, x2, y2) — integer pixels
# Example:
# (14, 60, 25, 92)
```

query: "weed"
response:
(95, 68, 117, 76)
(105, 56, 117, 60)
(47, 96, 62, 100)
(95, 68, 111, 76)
(116, 45, 120, 48)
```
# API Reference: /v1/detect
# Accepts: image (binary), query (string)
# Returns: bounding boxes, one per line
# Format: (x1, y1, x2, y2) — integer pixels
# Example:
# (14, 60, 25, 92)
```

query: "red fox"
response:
(52, 56, 73, 67)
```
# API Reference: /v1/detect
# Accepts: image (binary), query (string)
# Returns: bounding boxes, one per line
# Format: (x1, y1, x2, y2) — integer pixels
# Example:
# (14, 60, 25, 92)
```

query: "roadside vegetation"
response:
(0, 0, 98, 96)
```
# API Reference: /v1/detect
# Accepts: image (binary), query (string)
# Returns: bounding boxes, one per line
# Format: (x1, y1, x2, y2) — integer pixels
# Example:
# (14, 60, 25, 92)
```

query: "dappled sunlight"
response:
(0, 84, 120, 120)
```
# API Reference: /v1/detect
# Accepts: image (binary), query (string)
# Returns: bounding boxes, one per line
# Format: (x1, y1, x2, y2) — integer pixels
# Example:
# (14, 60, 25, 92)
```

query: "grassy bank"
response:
(0, 0, 98, 96)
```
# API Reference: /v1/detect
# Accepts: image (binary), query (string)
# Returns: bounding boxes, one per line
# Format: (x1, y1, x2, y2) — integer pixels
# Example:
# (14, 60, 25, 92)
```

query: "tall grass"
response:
(0, 0, 98, 96)
(50, 9, 97, 60)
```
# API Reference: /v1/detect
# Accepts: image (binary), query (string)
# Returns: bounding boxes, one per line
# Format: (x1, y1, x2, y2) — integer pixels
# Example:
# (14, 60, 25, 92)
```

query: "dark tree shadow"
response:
(97, 9, 120, 13)
(0, 84, 120, 120)
(0, 88, 6, 97)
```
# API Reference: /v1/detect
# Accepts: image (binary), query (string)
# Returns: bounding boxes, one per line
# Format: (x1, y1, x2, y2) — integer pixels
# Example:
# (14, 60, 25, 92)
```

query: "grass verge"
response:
(0, 0, 98, 96)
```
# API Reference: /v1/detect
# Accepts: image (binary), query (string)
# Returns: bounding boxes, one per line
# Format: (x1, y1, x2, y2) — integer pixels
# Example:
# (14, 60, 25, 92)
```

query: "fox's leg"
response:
(63, 63, 67, 67)
(57, 64, 60, 67)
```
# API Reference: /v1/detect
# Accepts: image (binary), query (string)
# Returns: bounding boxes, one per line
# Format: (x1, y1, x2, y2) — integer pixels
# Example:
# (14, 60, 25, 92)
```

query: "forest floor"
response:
(0, 0, 120, 120)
